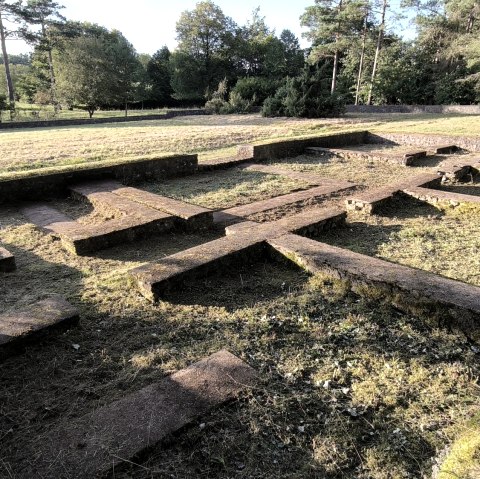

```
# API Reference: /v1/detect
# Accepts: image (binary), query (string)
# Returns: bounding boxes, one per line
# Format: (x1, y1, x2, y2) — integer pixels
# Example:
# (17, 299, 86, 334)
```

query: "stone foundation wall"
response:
(367, 132, 480, 152)
(240, 131, 369, 161)
(0, 155, 198, 203)
(347, 105, 480, 114)
(0, 109, 206, 130)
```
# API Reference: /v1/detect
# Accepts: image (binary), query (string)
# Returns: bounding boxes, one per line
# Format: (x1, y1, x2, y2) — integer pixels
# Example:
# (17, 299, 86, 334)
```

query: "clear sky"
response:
(6, 0, 314, 55)
(6, 0, 416, 55)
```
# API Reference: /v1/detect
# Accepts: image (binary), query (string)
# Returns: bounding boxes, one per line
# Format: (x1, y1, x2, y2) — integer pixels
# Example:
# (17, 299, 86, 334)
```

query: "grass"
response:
(2, 102, 171, 122)
(437, 414, 480, 478)
(1, 115, 480, 477)
(0, 112, 479, 175)
(1, 218, 479, 478)
(315, 191, 480, 287)
(141, 169, 310, 209)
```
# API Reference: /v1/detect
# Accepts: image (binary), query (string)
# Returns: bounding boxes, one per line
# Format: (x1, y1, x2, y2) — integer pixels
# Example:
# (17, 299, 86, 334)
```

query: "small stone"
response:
(72, 344, 80, 350)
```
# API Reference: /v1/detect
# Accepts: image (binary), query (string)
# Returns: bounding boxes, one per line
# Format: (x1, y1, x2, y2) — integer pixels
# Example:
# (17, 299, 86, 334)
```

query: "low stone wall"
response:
(0, 109, 206, 130)
(238, 131, 369, 161)
(0, 154, 198, 203)
(347, 105, 480, 114)
(367, 132, 480, 153)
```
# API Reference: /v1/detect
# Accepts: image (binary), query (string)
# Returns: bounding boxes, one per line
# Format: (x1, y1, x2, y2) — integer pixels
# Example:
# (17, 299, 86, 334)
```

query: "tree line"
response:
(0, 0, 478, 119)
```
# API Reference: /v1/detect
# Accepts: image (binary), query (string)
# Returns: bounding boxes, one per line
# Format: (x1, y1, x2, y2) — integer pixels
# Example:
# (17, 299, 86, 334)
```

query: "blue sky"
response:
(6, 0, 416, 55)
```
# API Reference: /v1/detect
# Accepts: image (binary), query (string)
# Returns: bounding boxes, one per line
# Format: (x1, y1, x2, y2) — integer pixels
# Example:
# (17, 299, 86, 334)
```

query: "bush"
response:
(261, 67, 345, 118)
(231, 77, 280, 106)
(205, 78, 256, 114)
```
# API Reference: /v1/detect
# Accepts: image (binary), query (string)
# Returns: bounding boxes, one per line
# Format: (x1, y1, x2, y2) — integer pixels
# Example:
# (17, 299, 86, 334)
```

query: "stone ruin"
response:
(1, 130, 480, 477)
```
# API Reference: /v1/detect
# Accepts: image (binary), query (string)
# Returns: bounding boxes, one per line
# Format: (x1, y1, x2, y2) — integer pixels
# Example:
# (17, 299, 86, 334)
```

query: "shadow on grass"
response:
(374, 195, 446, 220)
(103, 260, 471, 479)
(1, 224, 476, 478)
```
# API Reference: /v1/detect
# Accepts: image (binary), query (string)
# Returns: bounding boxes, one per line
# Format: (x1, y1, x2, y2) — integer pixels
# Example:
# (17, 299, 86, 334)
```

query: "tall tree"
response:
(279, 29, 305, 77)
(0, 0, 22, 113)
(301, 0, 366, 93)
(147, 46, 174, 106)
(54, 24, 141, 117)
(19, 0, 65, 111)
(367, 0, 388, 104)
(172, 0, 236, 100)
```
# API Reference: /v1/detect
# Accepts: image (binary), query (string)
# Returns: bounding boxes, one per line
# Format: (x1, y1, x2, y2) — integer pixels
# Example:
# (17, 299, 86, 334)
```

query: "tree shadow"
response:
(160, 257, 309, 312)
(373, 195, 446, 220)
(93, 230, 223, 264)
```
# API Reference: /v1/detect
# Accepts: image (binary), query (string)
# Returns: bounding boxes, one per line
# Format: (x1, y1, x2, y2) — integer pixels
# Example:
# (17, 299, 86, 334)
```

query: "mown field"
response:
(0, 113, 479, 478)
(0, 112, 479, 175)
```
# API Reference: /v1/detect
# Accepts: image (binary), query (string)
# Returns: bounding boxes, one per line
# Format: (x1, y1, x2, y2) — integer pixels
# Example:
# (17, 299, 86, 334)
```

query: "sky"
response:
(6, 0, 416, 55)
(6, 0, 314, 55)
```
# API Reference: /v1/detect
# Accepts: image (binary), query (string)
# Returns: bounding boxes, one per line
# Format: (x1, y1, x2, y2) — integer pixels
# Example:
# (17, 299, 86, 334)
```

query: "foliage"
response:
(204, 78, 255, 114)
(262, 66, 346, 117)
(54, 24, 143, 116)
(172, 0, 236, 100)
(146, 46, 174, 106)
(230, 76, 279, 106)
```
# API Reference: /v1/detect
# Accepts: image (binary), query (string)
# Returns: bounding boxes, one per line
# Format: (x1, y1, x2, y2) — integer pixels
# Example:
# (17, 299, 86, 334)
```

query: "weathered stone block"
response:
(267, 234, 480, 339)
(0, 296, 79, 359)
(19, 350, 257, 479)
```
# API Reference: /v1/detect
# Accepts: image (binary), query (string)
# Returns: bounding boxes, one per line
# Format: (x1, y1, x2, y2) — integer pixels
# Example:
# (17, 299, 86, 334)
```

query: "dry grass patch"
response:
(317, 196, 480, 287)
(269, 153, 434, 188)
(0, 115, 366, 174)
(1, 202, 479, 478)
(140, 169, 310, 210)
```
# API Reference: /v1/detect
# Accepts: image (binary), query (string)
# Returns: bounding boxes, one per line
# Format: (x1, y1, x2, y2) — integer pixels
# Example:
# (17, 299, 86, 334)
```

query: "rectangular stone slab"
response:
(0, 246, 16, 272)
(0, 297, 79, 358)
(21, 350, 257, 479)
(225, 207, 346, 238)
(222, 185, 354, 219)
(132, 207, 345, 301)
(345, 173, 442, 213)
(67, 214, 176, 255)
(434, 145, 459, 155)
(109, 185, 213, 229)
(22, 203, 175, 255)
(131, 232, 267, 301)
(402, 186, 480, 208)
(70, 182, 172, 223)
(267, 234, 480, 339)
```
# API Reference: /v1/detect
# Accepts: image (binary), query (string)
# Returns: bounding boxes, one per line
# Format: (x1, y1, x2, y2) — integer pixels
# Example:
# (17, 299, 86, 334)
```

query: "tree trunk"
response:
(367, 0, 387, 105)
(355, 9, 369, 105)
(41, 20, 60, 114)
(331, 0, 344, 94)
(331, 51, 339, 94)
(125, 100, 128, 117)
(88, 108, 94, 118)
(0, 9, 15, 116)
(466, 5, 476, 33)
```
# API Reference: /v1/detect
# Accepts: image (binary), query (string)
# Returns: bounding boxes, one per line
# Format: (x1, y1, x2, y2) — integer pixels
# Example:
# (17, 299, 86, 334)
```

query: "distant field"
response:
(0, 113, 478, 175)
(1, 103, 170, 122)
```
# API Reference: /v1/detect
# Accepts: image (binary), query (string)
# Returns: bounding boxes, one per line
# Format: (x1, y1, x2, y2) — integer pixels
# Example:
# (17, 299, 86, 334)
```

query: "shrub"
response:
(231, 77, 280, 106)
(261, 67, 345, 118)
(205, 78, 256, 114)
